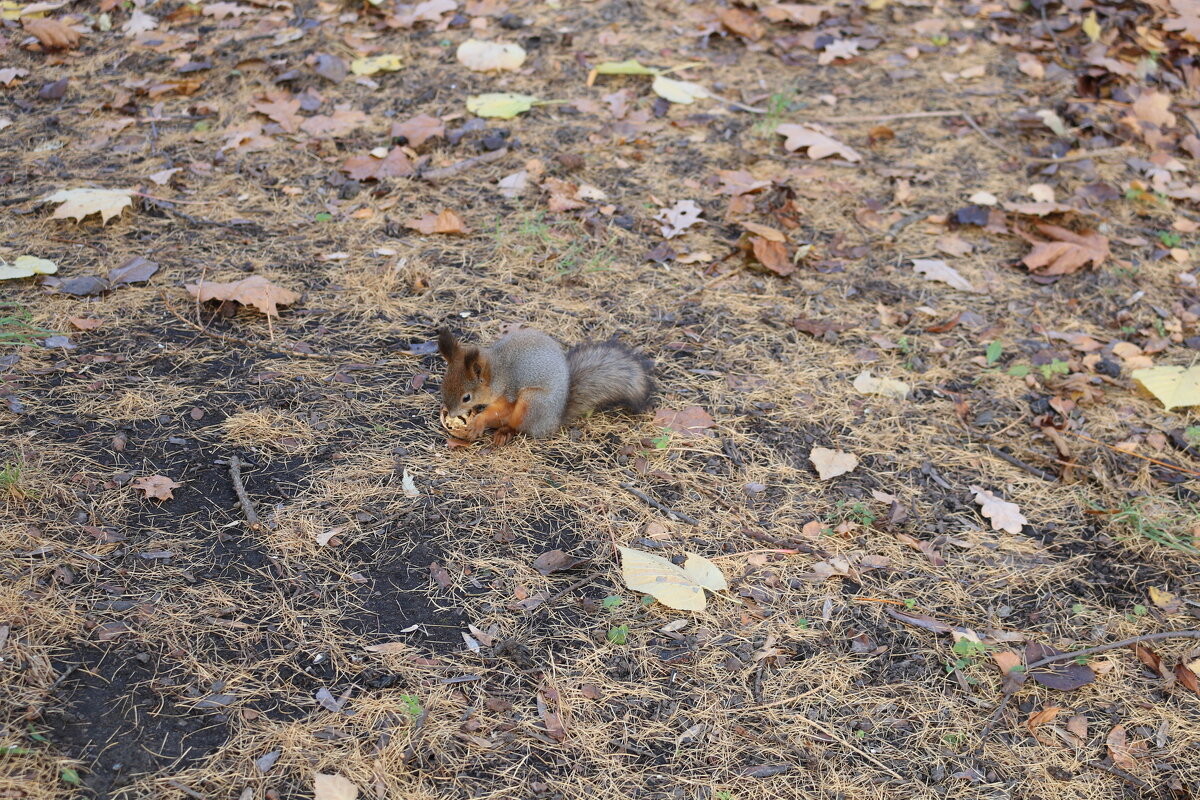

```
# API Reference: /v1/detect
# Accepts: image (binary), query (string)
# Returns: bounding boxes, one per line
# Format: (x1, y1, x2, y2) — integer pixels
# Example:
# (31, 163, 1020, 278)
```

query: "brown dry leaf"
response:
(1106, 725, 1143, 771)
(1025, 706, 1060, 734)
(809, 447, 858, 480)
(390, 113, 444, 147)
(743, 221, 785, 242)
(531, 549, 586, 575)
(543, 178, 587, 212)
(538, 692, 566, 742)
(185, 275, 300, 318)
(132, 475, 181, 500)
(1176, 662, 1200, 696)
(250, 95, 301, 133)
(1020, 223, 1110, 275)
(719, 7, 765, 39)
(992, 650, 1022, 675)
(1065, 714, 1088, 746)
(1131, 90, 1176, 128)
(405, 209, 469, 235)
(971, 486, 1027, 534)
(716, 169, 771, 196)
(301, 108, 368, 138)
(341, 147, 414, 181)
(654, 406, 715, 437)
(24, 18, 81, 51)
(751, 236, 793, 276)
(1016, 52, 1045, 78)
(762, 3, 829, 25)
(69, 316, 102, 331)
(935, 234, 973, 256)
(777, 124, 861, 162)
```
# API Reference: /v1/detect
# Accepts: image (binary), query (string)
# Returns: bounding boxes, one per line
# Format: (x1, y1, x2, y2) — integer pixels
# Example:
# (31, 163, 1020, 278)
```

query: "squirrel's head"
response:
(437, 329, 492, 418)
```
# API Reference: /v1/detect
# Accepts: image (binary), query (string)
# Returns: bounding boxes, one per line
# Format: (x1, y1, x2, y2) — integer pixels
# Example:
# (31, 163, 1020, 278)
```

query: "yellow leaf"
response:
(0, 255, 57, 280)
(619, 547, 727, 611)
(651, 75, 709, 105)
(1148, 586, 1177, 609)
(350, 54, 403, 75)
(1131, 365, 1200, 410)
(866, 0, 889, 9)
(1082, 11, 1101, 42)
(456, 39, 526, 72)
(593, 59, 658, 75)
(466, 92, 539, 119)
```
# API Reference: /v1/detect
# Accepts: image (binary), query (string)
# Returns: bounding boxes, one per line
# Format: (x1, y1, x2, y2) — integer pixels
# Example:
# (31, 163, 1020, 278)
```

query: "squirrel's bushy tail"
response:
(564, 342, 654, 423)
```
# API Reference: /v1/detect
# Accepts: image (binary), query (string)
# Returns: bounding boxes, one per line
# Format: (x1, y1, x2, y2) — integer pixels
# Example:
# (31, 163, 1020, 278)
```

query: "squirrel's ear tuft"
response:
(437, 328, 458, 360)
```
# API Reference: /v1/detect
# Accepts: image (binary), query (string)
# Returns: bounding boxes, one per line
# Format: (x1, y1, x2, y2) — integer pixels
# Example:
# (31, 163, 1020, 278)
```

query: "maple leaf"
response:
(23, 18, 81, 50)
(776, 124, 861, 162)
(456, 39, 526, 71)
(185, 275, 300, 317)
(543, 178, 587, 212)
(390, 113, 444, 147)
(300, 108, 368, 138)
(1019, 223, 1110, 275)
(41, 188, 133, 225)
(971, 486, 1027, 534)
(341, 147, 414, 181)
(122, 9, 157, 36)
(132, 475, 182, 501)
(405, 209, 469, 235)
(250, 95, 301, 133)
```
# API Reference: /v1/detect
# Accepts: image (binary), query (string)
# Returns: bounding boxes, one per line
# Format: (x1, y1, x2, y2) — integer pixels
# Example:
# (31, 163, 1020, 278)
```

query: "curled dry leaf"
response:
(750, 237, 792, 276)
(776, 124, 861, 162)
(809, 447, 858, 480)
(132, 475, 181, 500)
(1019, 223, 1110, 275)
(971, 485, 1027, 534)
(405, 209, 469, 235)
(852, 371, 910, 399)
(912, 258, 977, 292)
(24, 18, 81, 51)
(651, 75, 710, 105)
(0, 255, 58, 281)
(456, 39, 526, 72)
(341, 147, 414, 181)
(185, 275, 300, 318)
(718, 6, 765, 39)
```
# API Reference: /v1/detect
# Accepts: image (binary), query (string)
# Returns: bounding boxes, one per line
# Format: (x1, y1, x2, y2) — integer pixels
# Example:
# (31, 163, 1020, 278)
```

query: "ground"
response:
(2, 0, 1200, 798)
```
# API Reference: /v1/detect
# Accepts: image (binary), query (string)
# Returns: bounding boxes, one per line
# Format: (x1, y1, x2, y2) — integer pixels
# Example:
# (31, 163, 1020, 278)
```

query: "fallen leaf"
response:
(1026, 706, 1061, 734)
(1131, 366, 1200, 409)
(1016, 52, 1044, 78)
(185, 275, 300, 318)
(531, 549, 586, 575)
(852, 371, 910, 399)
(1148, 586, 1182, 613)
(467, 92, 539, 119)
(23, 17, 80, 50)
(456, 39, 526, 72)
(313, 773, 359, 800)
(300, 108, 368, 138)
(405, 209, 469, 235)
(1020, 223, 1110, 275)
(651, 75, 709, 105)
(654, 406, 715, 436)
(390, 113, 444, 147)
(350, 54, 403, 76)
(311, 53, 348, 83)
(971, 485, 1027, 534)
(341, 147, 414, 181)
(934, 234, 973, 256)
(497, 170, 527, 198)
(250, 95, 301, 132)
(1106, 725, 1142, 771)
(401, 468, 419, 498)
(68, 316, 102, 330)
(122, 8, 157, 36)
(1026, 642, 1095, 690)
(751, 237, 792, 276)
(762, 4, 830, 25)
(618, 546, 726, 611)
(107, 256, 159, 285)
(656, 199, 703, 238)
(719, 6, 765, 39)
(912, 258, 976, 292)
(41, 188, 133, 225)
(716, 170, 771, 196)
(809, 447, 858, 480)
(132, 475, 181, 500)
(0, 255, 58, 281)
(776, 124, 861, 162)
(743, 221, 785, 242)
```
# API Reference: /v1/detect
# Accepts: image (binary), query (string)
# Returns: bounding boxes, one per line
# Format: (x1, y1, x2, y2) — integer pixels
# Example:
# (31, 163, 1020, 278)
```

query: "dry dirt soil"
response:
(2, 0, 1200, 798)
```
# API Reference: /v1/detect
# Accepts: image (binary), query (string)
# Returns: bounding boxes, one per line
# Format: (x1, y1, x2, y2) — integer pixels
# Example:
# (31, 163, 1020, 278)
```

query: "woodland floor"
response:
(3, 0, 1200, 799)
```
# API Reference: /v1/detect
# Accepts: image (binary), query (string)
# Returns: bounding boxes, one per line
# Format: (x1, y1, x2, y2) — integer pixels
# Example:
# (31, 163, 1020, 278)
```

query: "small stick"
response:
(1087, 761, 1149, 789)
(1063, 429, 1200, 478)
(419, 148, 508, 181)
(958, 111, 1126, 165)
(227, 456, 260, 530)
(161, 292, 333, 360)
(620, 482, 699, 525)
(984, 444, 1058, 482)
(165, 780, 207, 800)
(811, 110, 962, 124)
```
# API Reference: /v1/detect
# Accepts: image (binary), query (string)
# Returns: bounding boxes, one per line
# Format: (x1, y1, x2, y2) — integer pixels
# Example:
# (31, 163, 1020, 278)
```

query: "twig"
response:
(958, 111, 1127, 165)
(537, 572, 600, 609)
(707, 90, 765, 114)
(811, 110, 962, 124)
(419, 148, 508, 181)
(1027, 630, 1200, 671)
(1063, 429, 1200, 477)
(130, 191, 214, 205)
(682, 265, 745, 299)
(620, 482, 699, 525)
(227, 456, 260, 530)
(1087, 761, 1149, 789)
(984, 445, 1058, 482)
(165, 780, 207, 800)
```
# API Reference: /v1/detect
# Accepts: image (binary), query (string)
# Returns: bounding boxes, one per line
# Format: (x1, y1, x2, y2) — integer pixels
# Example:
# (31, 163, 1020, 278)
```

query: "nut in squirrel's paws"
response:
(439, 407, 476, 441)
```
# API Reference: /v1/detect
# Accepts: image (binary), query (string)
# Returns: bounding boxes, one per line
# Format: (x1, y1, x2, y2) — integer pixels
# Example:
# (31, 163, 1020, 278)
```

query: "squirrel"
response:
(437, 327, 654, 447)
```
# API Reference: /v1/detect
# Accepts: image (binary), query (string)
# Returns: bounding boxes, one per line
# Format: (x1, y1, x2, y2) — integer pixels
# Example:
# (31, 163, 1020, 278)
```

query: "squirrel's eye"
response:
(461, 394, 471, 404)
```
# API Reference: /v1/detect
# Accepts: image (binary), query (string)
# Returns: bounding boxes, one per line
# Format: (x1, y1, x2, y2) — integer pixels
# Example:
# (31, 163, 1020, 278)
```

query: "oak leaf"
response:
(185, 275, 300, 318)
(24, 18, 80, 50)
(1019, 223, 1109, 275)
(971, 486, 1026, 534)
(777, 124, 861, 161)
(132, 475, 181, 500)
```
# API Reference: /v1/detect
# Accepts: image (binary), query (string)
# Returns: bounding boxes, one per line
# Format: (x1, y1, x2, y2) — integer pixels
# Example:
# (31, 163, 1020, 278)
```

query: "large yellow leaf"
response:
(0, 255, 57, 280)
(456, 39, 526, 72)
(651, 75, 709, 104)
(41, 188, 132, 224)
(618, 547, 726, 611)
(466, 92, 539, 119)
(1131, 365, 1200, 409)
(350, 54, 402, 75)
